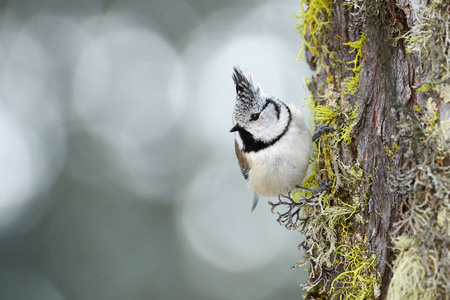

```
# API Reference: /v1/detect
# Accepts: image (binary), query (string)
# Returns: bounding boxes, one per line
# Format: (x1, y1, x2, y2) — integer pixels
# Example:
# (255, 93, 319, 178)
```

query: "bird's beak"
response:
(230, 123, 242, 132)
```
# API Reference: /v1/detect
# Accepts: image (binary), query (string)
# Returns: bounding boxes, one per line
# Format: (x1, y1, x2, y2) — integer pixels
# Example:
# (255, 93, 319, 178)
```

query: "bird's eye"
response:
(250, 113, 260, 121)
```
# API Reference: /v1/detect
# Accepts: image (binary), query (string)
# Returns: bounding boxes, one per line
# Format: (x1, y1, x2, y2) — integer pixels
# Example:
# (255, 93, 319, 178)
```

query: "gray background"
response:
(0, 0, 313, 299)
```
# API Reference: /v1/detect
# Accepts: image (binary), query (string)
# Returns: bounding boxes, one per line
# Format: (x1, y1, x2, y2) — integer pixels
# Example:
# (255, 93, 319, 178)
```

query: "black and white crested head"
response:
(230, 67, 291, 153)
(232, 67, 264, 123)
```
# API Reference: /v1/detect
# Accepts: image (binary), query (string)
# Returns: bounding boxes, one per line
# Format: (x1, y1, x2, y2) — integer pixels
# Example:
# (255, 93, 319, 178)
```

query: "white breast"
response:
(245, 105, 312, 196)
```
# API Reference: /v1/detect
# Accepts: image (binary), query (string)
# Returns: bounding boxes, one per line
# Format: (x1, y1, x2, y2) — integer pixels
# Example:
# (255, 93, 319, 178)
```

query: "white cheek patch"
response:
(248, 103, 290, 143)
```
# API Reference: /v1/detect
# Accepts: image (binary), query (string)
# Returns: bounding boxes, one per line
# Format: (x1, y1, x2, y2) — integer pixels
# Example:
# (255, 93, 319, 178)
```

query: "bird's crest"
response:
(232, 67, 263, 122)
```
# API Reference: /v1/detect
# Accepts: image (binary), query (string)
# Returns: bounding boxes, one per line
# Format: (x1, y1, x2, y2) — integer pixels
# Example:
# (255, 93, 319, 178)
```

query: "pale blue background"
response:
(0, 0, 313, 299)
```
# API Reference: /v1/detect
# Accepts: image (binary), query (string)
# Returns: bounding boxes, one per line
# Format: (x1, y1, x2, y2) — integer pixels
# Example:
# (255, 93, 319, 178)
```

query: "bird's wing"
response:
(234, 140, 250, 180)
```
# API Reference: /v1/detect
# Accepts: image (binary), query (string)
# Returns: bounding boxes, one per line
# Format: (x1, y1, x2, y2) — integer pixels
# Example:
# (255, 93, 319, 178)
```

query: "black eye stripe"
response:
(261, 99, 280, 120)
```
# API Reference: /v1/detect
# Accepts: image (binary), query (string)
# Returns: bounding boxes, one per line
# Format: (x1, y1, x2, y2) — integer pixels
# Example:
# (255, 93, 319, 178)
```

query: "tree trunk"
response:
(271, 1, 450, 299)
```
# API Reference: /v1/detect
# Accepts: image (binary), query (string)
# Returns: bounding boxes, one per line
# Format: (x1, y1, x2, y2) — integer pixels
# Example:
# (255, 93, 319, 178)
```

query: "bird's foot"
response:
(312, 126, 334, 141)
(296, 180, 332, 195)
(268, 193, 304, 230)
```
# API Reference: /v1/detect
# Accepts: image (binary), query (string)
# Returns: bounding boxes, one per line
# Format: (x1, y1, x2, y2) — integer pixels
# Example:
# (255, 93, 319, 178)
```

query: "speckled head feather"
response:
(232, 67, 265, 124)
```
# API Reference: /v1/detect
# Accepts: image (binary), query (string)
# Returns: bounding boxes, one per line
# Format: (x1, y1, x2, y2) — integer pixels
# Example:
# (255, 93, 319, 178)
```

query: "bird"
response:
(230, 67, 313, 211)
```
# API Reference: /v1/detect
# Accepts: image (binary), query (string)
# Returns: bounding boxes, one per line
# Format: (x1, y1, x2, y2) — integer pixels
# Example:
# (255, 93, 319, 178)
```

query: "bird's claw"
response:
(312, 126, 334, 141)
(296, 180, 332, 195)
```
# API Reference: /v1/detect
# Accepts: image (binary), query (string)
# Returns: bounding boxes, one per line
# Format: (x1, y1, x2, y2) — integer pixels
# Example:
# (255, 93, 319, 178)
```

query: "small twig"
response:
(335, 34, 346, 43)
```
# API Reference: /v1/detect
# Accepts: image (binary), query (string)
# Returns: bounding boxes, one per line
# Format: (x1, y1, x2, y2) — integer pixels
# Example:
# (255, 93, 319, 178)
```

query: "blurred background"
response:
(0, 0, 313, 299)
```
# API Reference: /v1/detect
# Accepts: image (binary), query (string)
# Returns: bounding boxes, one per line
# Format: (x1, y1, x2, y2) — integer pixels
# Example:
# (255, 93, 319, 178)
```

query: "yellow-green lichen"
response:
(330, 245, 379, 300)
(311, 103, 338, 124)
(295, 0, 333, 61)
(384, 142, 399, 158)
(287, 1, 450, 299)
(285, 1, 387, 298)
(336, 104, 360, 145)
(342, 32, 366, 95)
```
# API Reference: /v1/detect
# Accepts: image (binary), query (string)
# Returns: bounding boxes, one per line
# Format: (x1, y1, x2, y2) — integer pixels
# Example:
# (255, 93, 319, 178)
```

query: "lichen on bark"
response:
(270, 1, 450, 299)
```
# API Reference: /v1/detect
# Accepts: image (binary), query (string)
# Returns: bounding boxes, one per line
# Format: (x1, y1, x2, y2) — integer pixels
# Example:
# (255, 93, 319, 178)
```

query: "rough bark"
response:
(271, 1, 449, 299)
